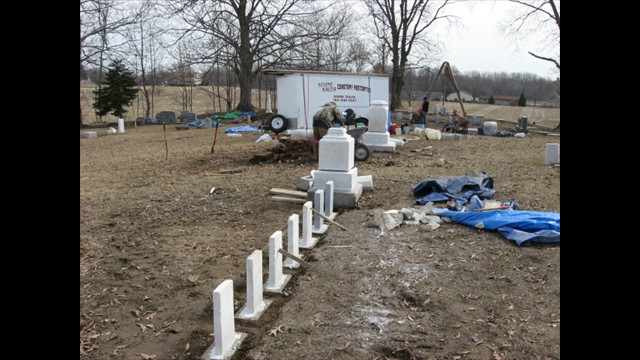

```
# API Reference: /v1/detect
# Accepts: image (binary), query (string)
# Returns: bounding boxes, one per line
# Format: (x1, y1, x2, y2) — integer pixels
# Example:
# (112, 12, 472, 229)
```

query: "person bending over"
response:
(312, 101, 345, 161)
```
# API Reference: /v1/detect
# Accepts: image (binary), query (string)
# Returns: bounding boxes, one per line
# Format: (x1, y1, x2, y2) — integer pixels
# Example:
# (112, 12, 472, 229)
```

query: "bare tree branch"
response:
(528, 51, 560, 70)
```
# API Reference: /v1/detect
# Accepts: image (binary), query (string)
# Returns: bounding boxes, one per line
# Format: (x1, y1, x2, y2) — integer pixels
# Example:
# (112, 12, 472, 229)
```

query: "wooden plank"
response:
(270, 188, 308, 198)
(272, 196, 307, 204)
(310, 208, 347, 231)
(278, 248, 310, 267)
(411, 146, 433, 153)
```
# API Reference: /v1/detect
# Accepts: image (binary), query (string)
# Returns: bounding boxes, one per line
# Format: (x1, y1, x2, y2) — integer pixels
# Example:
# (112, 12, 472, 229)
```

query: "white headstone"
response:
(369, 100, 390, 132)
(318, 128, 354, 171)
(203, 280, 246, 359)
(264, 231, 291, 293)
(117, 118, 125, 133)
(236, 251, 272, 320)
(283, 214, 301, 269)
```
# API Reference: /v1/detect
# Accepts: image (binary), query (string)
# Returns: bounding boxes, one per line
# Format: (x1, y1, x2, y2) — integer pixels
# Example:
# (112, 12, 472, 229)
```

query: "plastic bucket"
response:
(426, 129, 442, 140)
(414, 128, 425, 137)
(483, 121, 497, 136)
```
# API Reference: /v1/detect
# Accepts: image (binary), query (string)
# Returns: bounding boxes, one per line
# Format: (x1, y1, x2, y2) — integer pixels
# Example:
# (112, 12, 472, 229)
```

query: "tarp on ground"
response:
(439, 208, 560, 246)
(210, 111, 257, 120)
(413, 171, 496, 210)
(187, 119, 205, 129)
(223, 125, 261, 133)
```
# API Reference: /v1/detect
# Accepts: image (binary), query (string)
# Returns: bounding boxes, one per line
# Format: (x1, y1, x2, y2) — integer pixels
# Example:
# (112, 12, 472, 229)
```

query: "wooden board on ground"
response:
(272, 196, 307, 204)
(270, 188, 308, 198)
(474, 200, 504, 212)
(411, 146, 433, 153)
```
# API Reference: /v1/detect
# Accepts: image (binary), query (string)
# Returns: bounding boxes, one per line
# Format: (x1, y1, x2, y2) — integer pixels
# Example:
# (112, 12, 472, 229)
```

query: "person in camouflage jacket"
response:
(312, 102, 345, 160)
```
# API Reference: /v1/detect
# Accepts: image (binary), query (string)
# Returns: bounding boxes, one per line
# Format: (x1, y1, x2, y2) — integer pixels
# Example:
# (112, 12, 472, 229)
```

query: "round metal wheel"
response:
(354, 142, 370, 162)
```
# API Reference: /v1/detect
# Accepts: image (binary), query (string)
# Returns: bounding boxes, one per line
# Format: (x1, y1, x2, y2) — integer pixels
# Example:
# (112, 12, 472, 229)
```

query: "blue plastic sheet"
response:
(440, 209, 560, 246)
(413, 172, 496, 209)
(223, 126, 261, 133)
(187, 119, 205, 129)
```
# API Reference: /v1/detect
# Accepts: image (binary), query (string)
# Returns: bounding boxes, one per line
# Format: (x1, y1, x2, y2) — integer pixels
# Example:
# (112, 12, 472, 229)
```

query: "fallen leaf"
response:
(184, 343, 190, 351)
(132, 309, 141, 317)
(112, 345, 127, 356)
(144, 312, 157, 320)
(335, 342, 350, 351)
(507, 329, 516, 336)
(268, 325, 284, 336)
(187, 275, 199, 283)
(140, 354, 156, 360)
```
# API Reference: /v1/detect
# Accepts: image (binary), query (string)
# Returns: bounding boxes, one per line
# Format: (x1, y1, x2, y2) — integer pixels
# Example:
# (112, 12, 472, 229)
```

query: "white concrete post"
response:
(236, 250, 272, 320)
(324, 181, 334, 217)
(202, 280, 246, 359)
(266, 94, 272, 113)
(117, 118, 125, 133)
(264, 231, 291, 293)
(299, 201, 318, 249)
(283, 214, 301, 269)
(313, 189, 325, 231)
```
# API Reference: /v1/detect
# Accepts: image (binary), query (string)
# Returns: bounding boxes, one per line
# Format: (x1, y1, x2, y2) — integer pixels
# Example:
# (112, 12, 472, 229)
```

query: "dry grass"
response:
(81, 85, 559, 129)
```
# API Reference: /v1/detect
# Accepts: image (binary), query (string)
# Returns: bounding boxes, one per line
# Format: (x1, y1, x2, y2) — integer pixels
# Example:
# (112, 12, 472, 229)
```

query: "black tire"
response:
(354, 142, 370, 162)
(268, 114, 288, 134)
(354, 117, 369, 127)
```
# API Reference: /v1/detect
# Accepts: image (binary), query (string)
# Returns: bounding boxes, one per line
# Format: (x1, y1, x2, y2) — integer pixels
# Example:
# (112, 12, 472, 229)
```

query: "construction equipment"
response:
(425, 62, 470, 134)
(425, 61, 468, 118)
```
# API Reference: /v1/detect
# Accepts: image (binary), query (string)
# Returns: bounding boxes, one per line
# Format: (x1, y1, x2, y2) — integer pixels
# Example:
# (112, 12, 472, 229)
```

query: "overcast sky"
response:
(430, 0, 559, 80)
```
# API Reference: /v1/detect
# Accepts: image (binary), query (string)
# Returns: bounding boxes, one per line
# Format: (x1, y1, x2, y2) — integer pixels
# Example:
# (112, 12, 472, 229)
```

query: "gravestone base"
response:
(307, 183, 363, 210)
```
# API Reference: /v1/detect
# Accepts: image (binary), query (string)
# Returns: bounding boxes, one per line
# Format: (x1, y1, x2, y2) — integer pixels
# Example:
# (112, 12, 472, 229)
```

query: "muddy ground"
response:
(80, 119, 560, 360)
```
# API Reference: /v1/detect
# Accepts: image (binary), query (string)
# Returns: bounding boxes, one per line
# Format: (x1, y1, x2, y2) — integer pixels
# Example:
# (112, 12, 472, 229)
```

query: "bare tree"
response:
(168, 0, 348, 112)
(503, 0, 559, 129)
(80, 0, 143, 126)
(503, 0, 560, 70)
(362, 0, 456, 110)
(124, 4, 167, 121)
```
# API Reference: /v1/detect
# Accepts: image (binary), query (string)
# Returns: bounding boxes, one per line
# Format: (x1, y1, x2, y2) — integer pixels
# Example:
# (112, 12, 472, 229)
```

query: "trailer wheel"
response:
(268, 114, 288, 134)
(354, 143, 370, 162)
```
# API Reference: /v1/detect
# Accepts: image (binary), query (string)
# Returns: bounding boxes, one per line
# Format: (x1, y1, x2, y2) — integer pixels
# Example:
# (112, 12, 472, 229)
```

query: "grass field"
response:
(81, 85, 560, 129)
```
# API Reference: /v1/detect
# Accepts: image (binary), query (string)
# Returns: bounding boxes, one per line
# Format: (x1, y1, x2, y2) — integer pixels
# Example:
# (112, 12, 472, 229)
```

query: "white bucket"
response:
(426, 129, 441, 140)
(483, 121, 497, 136)
(414, 128, 425, 138)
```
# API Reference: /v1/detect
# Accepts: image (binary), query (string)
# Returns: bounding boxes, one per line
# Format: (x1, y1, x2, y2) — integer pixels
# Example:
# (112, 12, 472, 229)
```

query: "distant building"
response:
(446, 90, 475, 102)
(428, 91, 444, 101)
(477, 95, 520, 106)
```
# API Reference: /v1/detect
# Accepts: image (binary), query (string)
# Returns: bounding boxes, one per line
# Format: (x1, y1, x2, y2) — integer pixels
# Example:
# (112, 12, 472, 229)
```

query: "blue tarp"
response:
(223, 125, 261, 133)
(439, 208, 560, 246)
(187, 119, 205, 129)
(413, 172, 496, 210)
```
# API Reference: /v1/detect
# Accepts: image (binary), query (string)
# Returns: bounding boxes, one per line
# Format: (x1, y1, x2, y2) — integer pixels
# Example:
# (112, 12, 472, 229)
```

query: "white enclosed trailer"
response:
(262, 69, 389, 132)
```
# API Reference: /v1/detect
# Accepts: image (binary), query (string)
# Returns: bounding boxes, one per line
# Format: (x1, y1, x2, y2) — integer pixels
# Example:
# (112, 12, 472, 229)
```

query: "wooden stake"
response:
(163, 123, 168, 160)
(278, 248, 310, 267)
(311, 208, 347, 231)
